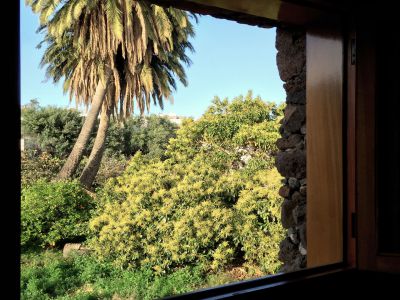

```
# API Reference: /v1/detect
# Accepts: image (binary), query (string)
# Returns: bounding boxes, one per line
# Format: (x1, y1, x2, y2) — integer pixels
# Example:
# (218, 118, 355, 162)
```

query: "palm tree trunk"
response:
(57, 73, 111, 180)
(79, 103, 111, 189)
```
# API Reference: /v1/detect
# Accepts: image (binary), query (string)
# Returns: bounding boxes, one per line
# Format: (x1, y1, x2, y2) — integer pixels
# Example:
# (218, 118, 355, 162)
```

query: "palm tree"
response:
(79, 102, 112, 188)
(27, 0, 195, 187)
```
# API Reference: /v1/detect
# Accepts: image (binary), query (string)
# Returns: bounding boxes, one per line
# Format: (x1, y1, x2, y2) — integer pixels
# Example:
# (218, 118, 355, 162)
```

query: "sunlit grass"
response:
(20, 250, 264, 300)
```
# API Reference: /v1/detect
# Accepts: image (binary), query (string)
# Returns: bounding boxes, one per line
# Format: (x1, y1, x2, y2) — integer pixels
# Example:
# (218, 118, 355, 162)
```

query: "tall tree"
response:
(28, 0, 195, 186)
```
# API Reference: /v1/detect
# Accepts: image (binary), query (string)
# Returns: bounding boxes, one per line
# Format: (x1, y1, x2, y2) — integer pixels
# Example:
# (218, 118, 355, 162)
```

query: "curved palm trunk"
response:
(79, 103, 111, 189)
(57, 73, 111, 180)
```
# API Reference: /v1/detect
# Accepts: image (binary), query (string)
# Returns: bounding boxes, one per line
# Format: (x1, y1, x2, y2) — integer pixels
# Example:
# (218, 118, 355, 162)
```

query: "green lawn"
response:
(20, 250, 260, 300)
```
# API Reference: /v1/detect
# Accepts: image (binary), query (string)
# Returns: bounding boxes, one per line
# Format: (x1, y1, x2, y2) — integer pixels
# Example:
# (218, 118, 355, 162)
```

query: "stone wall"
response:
(275, 27, 307, 272)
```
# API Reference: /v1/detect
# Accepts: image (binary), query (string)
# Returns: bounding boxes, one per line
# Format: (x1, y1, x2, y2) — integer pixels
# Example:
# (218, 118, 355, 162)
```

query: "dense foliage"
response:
(20, 94, 286, 299)
(21, 150, 127, 189)
(90, 154, 128, 188)
(21, 180, 96, 249)
(21, 103, 179, 189)
(21, 101, 87, 158)
(21, 251, 205, 300)
(105, 115, 179, 159)
(90, 93, 285, 274)
(21, 150, 64, 186)
(21, 102, 178, 159)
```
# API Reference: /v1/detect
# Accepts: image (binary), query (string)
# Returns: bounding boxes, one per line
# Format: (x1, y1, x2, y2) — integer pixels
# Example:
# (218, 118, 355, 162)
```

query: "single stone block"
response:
(279, 185, 291, 198)
(299, 243, 307, 256)
(278, 237, 297, 263)
(281, 199, 297, 228)
(293, 203, 306, 225)
(63, 243, 91, 258)
(298, 222, 307, 249)
(275, 149, 306, 179)
(283, 72, 306, 95)
(288, 177, 299, 190)
(287, 89, 306, 105)
(299, 185, 307, 196)
(282, 104, 306, 133)
(300, 124, 306, 135)
(288, 227, 299, 244)
(276, 134, 303, 150)
(292, 191, 306, 205)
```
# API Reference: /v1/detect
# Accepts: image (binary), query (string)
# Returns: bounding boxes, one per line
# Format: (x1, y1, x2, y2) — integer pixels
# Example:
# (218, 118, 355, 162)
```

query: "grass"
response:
(21, 250, 205, 300)
(20, 250, 262, 300)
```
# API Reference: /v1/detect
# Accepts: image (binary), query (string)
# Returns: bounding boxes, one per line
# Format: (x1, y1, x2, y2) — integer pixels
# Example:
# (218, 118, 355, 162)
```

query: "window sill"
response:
(164, 263, 354, 299)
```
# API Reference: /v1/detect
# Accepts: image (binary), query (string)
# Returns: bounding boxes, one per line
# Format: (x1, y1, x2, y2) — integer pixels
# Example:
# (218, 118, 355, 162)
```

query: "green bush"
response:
(21, 150, 127, 190)
(21, 150, 64, 186)
(21, 180, 96, 249)
(105, 115, 178, 159)
(21, 102, 88, 158)
(89, 92, 285, 274)
(21, 100, 178, 160)
(91, 154, 128, 189)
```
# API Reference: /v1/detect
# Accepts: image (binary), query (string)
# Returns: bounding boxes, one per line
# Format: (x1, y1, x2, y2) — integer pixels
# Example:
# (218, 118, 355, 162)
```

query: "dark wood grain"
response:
(355, 21, 377, 271)
(356, 19, 400, 273)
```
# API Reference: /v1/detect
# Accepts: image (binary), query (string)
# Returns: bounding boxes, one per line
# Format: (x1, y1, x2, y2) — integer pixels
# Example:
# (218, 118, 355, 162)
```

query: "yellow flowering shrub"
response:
(89, 92, 284, 274)
(234, 168, 285, 273)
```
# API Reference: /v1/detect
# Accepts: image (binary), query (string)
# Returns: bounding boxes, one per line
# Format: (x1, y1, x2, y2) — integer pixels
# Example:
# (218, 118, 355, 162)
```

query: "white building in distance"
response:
(158, 113, 187, 126)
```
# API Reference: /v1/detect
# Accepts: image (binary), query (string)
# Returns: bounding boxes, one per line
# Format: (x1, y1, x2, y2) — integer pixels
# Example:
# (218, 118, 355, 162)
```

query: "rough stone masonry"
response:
(275, 27, 307, 272)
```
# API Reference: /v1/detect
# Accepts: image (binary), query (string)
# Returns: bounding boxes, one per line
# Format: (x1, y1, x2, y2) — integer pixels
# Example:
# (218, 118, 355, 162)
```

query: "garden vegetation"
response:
(21, 93, 285, 299)
(21, 101, 178, 188)
(90, 94, 284, 274)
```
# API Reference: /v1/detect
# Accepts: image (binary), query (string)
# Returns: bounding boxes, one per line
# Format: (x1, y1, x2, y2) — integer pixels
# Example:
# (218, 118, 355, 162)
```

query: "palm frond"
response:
(29, 0, 195, 118)
(105, 0, 123, 41)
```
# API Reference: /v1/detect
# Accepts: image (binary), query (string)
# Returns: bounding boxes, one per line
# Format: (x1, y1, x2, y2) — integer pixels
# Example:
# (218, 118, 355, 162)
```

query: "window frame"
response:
(14, 1, 400, 299)
(164, 262, 350, 299)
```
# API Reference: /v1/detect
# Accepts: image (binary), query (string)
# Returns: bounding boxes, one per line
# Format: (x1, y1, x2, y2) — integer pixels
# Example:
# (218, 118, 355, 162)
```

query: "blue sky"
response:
(20, 1, 285, 119)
